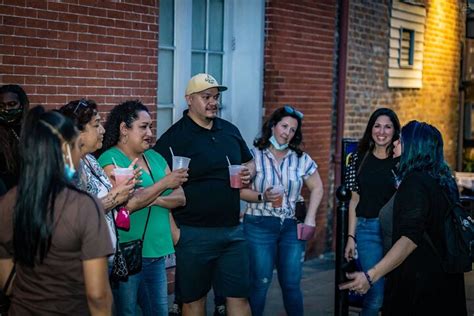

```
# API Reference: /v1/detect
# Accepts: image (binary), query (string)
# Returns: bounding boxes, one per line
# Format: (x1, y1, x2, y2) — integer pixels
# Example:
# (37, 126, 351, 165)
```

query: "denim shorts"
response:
(175, 224, 250, 303)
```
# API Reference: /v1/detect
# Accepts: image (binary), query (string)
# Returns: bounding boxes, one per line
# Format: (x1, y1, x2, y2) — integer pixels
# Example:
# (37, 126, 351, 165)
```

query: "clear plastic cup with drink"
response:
(228, 165, 243, 188)
(271, 185, 285, 208)
(114, 167, 134, 185)
(172, 156, 191, 171)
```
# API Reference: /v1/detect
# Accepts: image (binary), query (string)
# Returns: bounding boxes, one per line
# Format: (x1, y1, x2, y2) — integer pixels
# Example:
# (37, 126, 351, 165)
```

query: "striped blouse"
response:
(244, 147, 318, 220)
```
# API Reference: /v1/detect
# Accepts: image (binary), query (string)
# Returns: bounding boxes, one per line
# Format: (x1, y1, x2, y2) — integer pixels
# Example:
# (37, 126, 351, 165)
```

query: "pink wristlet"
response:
(115, 207, 130, 231)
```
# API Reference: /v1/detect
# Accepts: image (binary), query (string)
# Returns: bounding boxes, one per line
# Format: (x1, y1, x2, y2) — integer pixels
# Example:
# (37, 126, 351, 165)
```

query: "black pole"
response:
(335, 185, 351, 316)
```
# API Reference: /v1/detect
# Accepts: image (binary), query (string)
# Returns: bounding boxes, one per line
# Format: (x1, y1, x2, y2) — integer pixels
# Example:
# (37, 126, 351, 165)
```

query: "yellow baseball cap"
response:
(185, 73, 228, 95)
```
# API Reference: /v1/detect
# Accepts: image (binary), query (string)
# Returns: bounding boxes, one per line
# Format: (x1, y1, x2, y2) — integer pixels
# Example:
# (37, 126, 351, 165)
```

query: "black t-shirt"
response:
(347, 152, 399, 218)
(153, 111, 253, 227)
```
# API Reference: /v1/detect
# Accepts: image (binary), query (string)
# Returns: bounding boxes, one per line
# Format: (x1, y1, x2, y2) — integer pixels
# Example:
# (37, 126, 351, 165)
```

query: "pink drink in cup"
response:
(228, 165, 243, 188)
(271, 185, 285, 208)
(114, 167, 134, 185)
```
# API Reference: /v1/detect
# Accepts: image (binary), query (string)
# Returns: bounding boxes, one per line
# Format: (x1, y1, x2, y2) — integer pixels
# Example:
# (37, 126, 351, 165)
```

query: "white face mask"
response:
(269, 135, 288, 151)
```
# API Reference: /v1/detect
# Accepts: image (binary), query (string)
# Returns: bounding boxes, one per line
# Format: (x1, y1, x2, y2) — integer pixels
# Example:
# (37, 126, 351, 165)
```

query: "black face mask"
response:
(0, 107, 23, 126)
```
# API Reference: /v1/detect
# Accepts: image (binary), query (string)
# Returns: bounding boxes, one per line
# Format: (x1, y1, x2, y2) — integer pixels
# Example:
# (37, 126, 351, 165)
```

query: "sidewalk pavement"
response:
(264, 257, 474, 316)
(168, 257, 474, 315)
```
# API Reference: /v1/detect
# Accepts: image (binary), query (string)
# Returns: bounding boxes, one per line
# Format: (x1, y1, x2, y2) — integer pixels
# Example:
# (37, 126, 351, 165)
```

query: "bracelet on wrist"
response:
(348, 234, 357, 242)
(363, 271, 373, 288)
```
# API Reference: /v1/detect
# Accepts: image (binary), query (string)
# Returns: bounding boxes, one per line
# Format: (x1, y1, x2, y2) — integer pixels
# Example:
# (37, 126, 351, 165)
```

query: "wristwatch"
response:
(257, 193, 264, 202)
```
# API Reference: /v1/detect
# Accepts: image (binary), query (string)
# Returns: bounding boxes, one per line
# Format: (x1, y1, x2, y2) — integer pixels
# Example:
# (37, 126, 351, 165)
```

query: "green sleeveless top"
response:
(98, 148, 174, 258)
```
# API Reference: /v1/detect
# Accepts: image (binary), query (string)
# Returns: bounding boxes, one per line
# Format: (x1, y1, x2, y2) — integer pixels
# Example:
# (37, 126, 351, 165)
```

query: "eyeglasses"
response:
(73, 99, 88, 114)
(284, 105, 304, 119)
(0, 101, 19, 110)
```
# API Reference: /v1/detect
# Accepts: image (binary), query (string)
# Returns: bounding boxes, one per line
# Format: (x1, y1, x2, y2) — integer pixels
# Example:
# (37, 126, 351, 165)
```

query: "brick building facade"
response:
(344, 0, 464, 166)
(264, 0, 337, 256)
(0, 0, 159, 118)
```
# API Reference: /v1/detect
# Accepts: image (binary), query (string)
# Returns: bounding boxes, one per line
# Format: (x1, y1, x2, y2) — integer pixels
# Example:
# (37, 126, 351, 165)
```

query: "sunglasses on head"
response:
(73, 99, 88, 114)
(284, 105, 304, 119)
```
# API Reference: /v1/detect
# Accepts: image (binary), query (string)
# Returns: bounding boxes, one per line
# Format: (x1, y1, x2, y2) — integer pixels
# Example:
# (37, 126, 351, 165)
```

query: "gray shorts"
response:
(175, 224, 250, 303)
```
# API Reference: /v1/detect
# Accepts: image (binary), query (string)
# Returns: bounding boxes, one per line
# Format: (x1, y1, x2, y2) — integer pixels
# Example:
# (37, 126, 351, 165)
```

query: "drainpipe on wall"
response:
(334, 0, 350, 188)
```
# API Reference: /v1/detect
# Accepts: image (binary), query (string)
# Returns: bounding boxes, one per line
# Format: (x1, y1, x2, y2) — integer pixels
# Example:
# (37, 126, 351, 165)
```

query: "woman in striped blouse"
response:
(240, 105, 324, 316)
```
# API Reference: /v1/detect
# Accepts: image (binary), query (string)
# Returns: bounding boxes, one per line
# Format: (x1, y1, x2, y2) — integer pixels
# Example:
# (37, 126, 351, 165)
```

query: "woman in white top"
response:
(240, 105, 324, 316)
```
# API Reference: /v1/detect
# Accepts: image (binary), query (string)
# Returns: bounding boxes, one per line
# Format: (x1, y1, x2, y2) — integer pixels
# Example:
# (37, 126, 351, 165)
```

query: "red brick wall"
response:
(0, 0, 158, 116)
(264, 0, 337, 256)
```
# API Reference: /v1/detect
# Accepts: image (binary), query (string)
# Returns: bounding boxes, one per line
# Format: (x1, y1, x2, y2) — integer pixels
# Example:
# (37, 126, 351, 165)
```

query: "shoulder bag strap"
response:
(141, 154, 155, 241)
(356, 151, 370, 176)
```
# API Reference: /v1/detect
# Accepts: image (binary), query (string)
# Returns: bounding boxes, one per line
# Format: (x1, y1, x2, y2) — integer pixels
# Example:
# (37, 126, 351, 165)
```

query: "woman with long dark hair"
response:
(98, 100, 188, 316)
(240, 105, 324, 316)
(0, 106, 113, 315)
(343, 108, 401, 315)
(0, 84, 29, 191)
(340, 121, 467, 315)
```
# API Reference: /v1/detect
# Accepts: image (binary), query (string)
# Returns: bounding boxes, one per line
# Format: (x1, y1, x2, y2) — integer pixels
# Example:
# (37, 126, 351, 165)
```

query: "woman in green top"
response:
(98, 100, 188, 316)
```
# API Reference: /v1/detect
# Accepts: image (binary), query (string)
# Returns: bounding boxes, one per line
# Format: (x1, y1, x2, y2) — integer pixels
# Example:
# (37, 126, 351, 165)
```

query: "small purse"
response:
(110, 244, 129, 281)
(115, 207, 130, 231)
(295, 200, 307, 222)
(0, 265, 16, 313)
(113, 155, 154, 279)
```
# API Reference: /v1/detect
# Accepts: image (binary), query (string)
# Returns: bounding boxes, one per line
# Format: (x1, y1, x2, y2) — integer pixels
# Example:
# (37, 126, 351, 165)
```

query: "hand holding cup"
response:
(239, 166, 252, 187)
(165, 168, 189, 189)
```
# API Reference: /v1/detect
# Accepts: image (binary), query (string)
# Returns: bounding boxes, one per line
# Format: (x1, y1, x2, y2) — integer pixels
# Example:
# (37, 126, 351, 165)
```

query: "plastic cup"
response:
(114, 167, 134, 185)
(172, 156, 191, 171)
(228, 165, 243, 188)
(271, 185, 285, 208)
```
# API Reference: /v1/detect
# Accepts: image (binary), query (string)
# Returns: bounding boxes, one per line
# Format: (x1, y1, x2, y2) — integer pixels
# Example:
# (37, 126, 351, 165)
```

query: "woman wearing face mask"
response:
(98, 100, 188, 316)
(0, 84, 30, 192)
(0, 106, 113, 315)
(343, 108, 401, 316)
(59, 99, 137, 272)
(240, 105, 324, 316)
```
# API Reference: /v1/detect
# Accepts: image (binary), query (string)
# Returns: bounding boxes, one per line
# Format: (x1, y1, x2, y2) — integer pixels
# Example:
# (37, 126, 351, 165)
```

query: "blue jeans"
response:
(243, 215, 306, 316)
(356, 218, 384, 316)
(113, 257, 168, 316)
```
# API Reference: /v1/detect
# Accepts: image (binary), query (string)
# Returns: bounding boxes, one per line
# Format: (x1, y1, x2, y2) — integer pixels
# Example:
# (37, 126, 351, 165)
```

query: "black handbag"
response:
(112, 155, 154, 279)
(0, 265, 15, 313)
(110, 209, 130, 282)
(295, 200, 307, 222)
(113, 207, 151, 278)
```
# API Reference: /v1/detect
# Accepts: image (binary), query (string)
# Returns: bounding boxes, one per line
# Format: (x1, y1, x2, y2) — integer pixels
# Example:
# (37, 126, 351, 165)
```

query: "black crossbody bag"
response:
(114, 155, 155, 277)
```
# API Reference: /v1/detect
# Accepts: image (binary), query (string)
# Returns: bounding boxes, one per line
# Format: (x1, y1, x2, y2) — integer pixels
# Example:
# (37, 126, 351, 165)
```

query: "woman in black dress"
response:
(340, 120, 467, 315)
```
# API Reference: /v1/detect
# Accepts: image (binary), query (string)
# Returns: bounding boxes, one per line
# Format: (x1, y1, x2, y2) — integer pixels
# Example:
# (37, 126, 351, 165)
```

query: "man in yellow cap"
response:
(154, 73, 253, 316)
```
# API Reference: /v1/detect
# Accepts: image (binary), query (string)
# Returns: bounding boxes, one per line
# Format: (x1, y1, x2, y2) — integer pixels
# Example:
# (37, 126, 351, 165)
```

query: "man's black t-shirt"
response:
(153, 111, 253, 227)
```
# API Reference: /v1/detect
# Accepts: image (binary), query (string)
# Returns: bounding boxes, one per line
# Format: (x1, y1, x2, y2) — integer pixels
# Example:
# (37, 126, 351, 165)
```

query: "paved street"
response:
(170, 257, 474, 315)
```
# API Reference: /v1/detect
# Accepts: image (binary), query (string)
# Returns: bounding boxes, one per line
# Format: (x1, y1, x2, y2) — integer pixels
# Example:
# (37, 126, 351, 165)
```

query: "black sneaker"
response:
(169, 303, 182, 316)
(213, 304, 226, 316)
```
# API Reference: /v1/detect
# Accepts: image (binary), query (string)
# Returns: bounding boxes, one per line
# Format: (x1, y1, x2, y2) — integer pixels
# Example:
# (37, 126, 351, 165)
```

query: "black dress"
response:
(385, 171, 467, 316)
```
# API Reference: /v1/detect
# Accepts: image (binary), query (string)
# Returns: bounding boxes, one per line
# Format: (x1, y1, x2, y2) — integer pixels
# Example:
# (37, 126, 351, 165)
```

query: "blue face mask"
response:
(269, 135, 289, 151)
(64, 164, 76, 181)
(63, 143, 77, 181)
